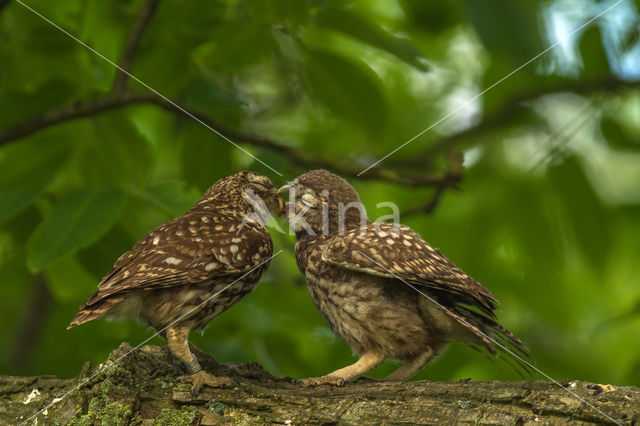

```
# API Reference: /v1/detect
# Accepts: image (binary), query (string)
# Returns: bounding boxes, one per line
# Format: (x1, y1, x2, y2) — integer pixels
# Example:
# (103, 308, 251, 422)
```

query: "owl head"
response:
(199, 171, 284, 221)
(281, 170, 368, 236)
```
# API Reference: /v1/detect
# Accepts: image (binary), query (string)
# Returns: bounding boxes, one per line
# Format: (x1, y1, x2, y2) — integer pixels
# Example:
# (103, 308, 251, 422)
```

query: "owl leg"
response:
(384, 347, 434, 381)
(300, 352, 385, 387)
(167, 325, 233, 394)
(189, 342, 219, 367)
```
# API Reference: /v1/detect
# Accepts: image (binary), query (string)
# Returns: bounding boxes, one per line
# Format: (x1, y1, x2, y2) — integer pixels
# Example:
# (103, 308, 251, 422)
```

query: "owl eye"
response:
(301, 193, 317, 208)
(248, 176, 273, 190)
(252, 181, 271, 189)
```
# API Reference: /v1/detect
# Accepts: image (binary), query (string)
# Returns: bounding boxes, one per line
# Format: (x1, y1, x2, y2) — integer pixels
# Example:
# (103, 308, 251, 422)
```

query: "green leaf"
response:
(133, 180, 201, 217)
(579, 25, 611, 78)
(82, 111, 154, 186)
(192, 22, 277, 72)
(304, 49, 387, 133)
(316, 6, 430, 71)
(44, 254, 97, 302)
(466, 0, 543, 64)
(247, 0, 310, 25)
(547, 157, 610, 272)
(0, 139, 68, 223)
(27, 188, 125, 272)
(601, 114, 640, 150)
(184, 77, 247, 112)
(180, 124, 234, 192)
(399, 0, 463, 34)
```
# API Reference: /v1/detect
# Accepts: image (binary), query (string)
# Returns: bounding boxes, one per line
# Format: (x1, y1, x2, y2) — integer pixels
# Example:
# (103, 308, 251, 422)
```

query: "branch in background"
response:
(0, 76, 637, 214)
(401, 185, 448, 218)
(0, 0, 11, 14)
(8, 275, 52, 369)
(111, 0, 162, 93)
(0, 93, 155, 145)
(0, 92, 455, 189)
(143, 96, 454, 187)
(421, 77, 640, 159)
(402, 148, 463, 217)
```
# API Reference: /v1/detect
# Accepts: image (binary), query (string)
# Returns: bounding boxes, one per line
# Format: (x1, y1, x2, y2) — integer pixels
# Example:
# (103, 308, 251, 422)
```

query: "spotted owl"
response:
(282, 170, 529, 386)
(68, 171, 283, 392)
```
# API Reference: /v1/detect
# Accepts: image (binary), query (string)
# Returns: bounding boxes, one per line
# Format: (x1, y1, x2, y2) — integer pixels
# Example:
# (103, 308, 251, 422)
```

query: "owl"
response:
(282, 170, 528, 386)
(68, 171, 283, 393)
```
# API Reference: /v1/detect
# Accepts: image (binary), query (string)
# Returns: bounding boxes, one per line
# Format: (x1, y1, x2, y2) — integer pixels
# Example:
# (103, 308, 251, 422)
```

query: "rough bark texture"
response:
(2, 342, 638, 425)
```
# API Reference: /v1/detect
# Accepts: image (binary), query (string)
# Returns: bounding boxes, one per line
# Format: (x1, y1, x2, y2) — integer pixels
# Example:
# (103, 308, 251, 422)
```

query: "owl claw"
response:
(181, 371, 234, 395)
(299, 375, 346, 387)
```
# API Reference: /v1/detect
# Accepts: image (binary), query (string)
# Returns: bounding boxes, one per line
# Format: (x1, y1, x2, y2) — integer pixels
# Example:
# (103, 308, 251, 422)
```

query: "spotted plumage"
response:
(284, 170, 529, 386)
(68, 171, 283, 392)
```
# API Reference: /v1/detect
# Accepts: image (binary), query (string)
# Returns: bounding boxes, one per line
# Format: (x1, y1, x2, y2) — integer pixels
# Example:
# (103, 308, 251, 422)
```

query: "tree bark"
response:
(2, 342, 638, 425)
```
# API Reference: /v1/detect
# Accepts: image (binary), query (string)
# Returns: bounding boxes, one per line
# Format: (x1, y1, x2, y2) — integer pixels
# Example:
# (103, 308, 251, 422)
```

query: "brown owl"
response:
(282, 170, 529, 386)
(68, 171, 283, 393)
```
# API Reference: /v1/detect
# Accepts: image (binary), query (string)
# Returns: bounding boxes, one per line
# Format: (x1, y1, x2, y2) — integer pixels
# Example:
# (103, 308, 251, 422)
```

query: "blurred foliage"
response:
(1, 0, 640, 388)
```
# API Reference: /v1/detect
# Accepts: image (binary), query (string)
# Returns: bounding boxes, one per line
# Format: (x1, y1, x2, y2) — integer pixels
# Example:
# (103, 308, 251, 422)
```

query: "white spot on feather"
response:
(164, 257, 182, 265)
(205, 262, 219, 271)
(230, 245, 239, 254)
(152, 237, 159, 245)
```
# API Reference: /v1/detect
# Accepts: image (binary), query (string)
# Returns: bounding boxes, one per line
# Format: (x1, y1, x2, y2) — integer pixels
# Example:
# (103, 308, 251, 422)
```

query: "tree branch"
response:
(7, 343, 638, 424)
(0, 0, 11, 14)
(0, 93, 155, 146)
(0, 92, 454, 188)
(420, 76, 640, 159)
(1, 76, 637, 204)
(8, 275, 52, 369)
(111, 0, 162, 93)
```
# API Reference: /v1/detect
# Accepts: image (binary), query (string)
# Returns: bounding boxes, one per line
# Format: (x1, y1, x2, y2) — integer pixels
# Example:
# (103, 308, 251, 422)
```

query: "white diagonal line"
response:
(355, 249, 621, 425)
(358, 0, 625, 176)
(20, 250, 283, 425)
(13, 0, 282, 177)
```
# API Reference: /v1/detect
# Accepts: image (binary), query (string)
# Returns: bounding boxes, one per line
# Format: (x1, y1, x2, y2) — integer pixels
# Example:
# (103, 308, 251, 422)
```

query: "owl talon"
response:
(299, 376, 345, 387)
(181, 371, 234, 395)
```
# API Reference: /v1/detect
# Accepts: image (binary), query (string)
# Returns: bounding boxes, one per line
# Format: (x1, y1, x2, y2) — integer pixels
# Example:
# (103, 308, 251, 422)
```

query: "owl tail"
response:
(434, 301, 533, 377)
(455, 305, 534, 377)
(67, 294, 124, 329)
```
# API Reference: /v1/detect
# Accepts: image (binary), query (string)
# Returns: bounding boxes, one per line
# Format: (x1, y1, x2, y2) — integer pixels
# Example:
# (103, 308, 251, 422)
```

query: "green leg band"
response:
(185, 357, 201, 374)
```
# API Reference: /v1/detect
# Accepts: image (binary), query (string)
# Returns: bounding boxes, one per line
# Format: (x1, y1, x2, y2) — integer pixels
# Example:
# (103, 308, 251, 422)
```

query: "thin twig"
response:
(401, 185, 448, 218)
(402, 148, 463, 217)
(112, 0, 162, 93)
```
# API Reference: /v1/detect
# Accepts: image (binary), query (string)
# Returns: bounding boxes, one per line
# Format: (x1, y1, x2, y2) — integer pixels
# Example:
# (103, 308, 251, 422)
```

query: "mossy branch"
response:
(5, 343, 639, 425)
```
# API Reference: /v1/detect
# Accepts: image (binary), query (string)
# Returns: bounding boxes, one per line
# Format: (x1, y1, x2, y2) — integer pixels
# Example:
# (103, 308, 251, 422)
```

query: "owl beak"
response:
(277, 184, 290, 195)
(277, 197, 285, 216)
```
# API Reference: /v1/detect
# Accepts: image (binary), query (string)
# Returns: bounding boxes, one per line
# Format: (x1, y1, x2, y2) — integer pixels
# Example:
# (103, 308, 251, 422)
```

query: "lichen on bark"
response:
(3, 342, 639, 425)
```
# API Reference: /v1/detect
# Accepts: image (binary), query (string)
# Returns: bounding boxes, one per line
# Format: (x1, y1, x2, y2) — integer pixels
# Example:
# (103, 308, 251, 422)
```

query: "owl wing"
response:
(319, 222, 498, 317)
(84, 211, 272, 306)
(319, 222, 531, 369)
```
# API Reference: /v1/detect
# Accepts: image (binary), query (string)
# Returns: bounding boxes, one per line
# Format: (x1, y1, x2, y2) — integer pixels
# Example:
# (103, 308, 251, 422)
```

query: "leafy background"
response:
(1, 0, 639, 386)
